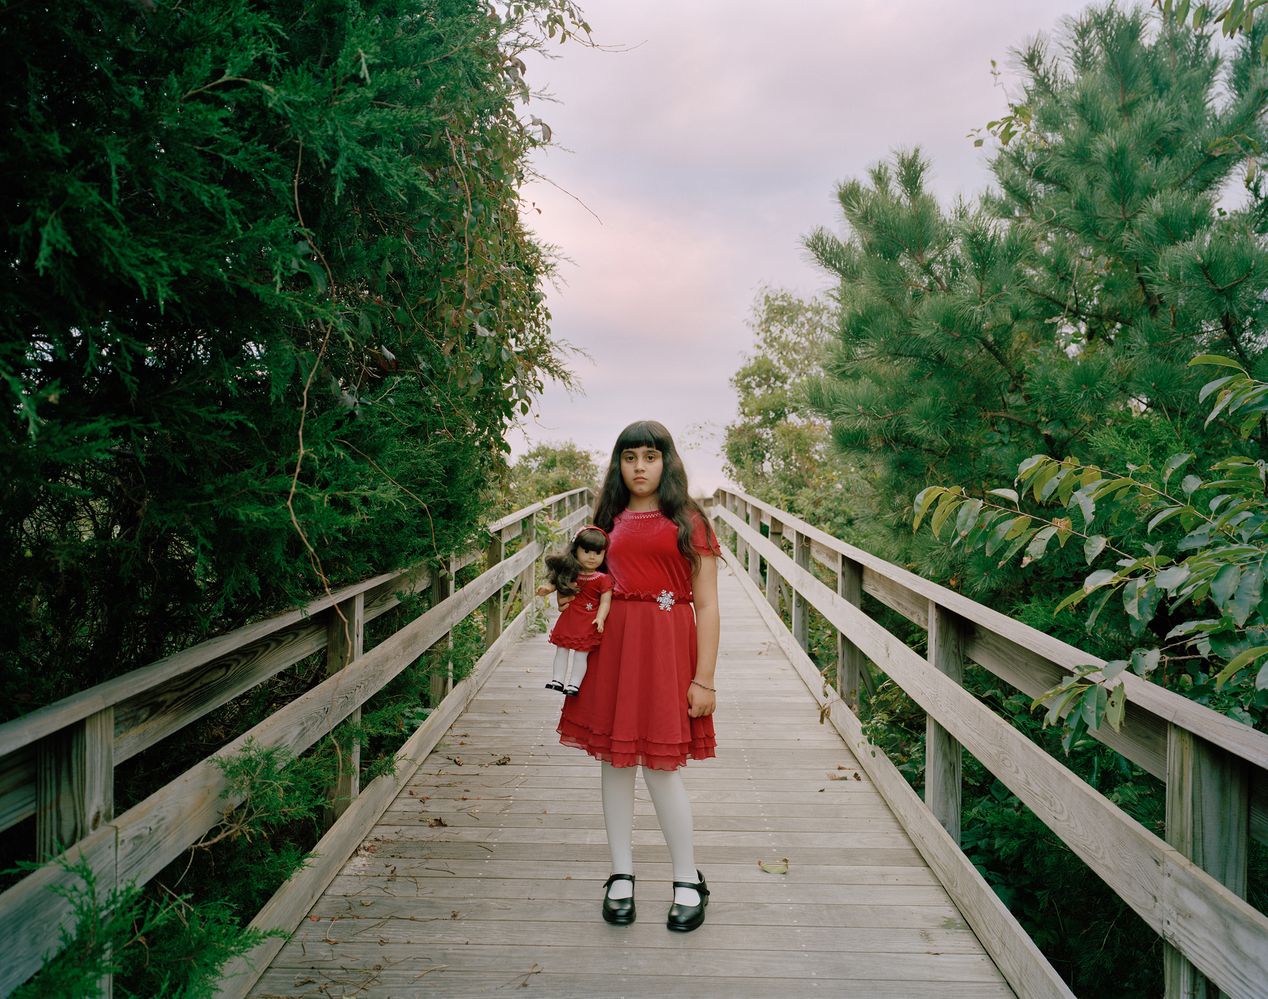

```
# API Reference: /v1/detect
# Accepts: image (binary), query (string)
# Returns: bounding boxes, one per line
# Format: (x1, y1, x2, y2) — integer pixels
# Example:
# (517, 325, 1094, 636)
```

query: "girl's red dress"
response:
(557, 508, 720, 770)
(547, 571, 613, 652)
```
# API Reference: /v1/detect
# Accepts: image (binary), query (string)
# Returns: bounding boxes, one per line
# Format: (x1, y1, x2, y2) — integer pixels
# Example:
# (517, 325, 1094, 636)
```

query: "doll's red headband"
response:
(574, 524, 608, 543)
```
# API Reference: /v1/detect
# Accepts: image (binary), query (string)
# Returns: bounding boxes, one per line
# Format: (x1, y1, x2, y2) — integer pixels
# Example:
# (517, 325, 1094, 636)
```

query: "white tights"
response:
(551, 646, 588, 688)
(600, 761, 700, 906)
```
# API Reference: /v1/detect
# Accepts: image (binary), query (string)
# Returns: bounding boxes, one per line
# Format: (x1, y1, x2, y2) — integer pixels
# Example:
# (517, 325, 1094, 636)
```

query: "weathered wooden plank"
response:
(1, 545, 537, 996)
(716, 505, 1268, 999)
(36, 708, 114, 862)
(719, 488, 1268, 777)
(926, 604, 965, 844)
(1164, 725, 1251, 999)
(214, 606, 532, 999)
(323, 594, 364, 826)
(715, 531, 1069, 999)
(250, 968, 1015, 999)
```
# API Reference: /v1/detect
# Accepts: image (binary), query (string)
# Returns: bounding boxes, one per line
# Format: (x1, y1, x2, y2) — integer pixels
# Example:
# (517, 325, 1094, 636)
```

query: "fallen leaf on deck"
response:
(493, 755, 511, 765)
(758, 858, 790, 875)
(427, 817, 447, 827)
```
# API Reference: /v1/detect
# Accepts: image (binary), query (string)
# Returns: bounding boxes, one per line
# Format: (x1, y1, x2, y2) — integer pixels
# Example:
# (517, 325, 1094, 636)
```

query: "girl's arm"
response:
(535, 581, 557, 597)
(688, 554, 719, 718)
(593, 590, 613, 632)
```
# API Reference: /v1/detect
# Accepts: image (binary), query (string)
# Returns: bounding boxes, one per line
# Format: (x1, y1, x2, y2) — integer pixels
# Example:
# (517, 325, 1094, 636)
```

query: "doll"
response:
(535, 525, 614, 695)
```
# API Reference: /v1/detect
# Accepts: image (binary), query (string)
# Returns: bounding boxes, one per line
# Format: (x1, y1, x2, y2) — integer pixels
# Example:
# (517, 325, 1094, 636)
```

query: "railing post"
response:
(36, 709, 115, 860)
(747, 503, 762, 586)
(1164, 725, 1249, 999)
(765, 518, 784, 611)
(837, 553, 865, 711)
(522, 511, 538, 625)
(430, 559, 455, 704)
(791, 531, 810, 650)
(926, 603, 965, 844)
(323, 593, 364, 826)
(37, 707, 115, 998)
(485, 532, 506, 648)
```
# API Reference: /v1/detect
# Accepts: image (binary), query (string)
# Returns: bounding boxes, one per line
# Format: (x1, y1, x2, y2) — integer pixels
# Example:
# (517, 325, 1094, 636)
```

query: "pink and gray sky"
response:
(509, 0, 1095, 495)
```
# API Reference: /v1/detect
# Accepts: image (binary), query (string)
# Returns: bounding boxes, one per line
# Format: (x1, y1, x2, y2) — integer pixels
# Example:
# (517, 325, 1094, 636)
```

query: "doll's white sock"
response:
(642, 766, 701, 906)
(550, 646, 569, 684)
(565, 651, 589, 689)
(600, 762, 635, 899)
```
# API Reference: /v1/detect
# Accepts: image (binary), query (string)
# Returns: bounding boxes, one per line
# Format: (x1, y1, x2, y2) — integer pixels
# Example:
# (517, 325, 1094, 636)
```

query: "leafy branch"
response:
(913, 354, 1268, 749)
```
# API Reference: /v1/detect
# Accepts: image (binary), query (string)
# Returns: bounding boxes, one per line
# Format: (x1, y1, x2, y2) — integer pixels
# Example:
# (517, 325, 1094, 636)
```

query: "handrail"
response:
(0, 487, 593, 997)
(711, 488, 1268, 999)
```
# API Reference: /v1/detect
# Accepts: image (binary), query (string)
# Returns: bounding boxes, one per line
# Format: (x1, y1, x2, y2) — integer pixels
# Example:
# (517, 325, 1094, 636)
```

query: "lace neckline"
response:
(620, 508, 663, 520)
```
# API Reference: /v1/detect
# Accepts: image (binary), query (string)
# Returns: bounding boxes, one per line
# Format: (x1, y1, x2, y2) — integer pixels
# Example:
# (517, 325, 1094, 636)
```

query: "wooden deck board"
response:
(248, 561, 1015, 996)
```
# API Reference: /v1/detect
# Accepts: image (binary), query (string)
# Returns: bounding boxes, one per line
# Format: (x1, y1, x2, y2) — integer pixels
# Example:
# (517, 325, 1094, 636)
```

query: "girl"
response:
(535, 526, 613, 696)
(555, 420, 720, 933)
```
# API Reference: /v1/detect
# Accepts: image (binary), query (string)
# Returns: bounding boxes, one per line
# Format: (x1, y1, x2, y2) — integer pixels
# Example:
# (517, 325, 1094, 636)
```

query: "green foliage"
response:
(1, 0, 586, 719)
(914, 357, 1268, 745)
(502, 441, 599, 514)
(8, 852, 279, 999)
(723, 288, 865, 540)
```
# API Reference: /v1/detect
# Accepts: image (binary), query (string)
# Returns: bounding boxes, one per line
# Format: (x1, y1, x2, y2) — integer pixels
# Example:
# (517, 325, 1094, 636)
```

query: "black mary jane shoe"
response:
(666, 870, 709, 932)
(545, 680, 565, 692)
(602, 873, 636, 925)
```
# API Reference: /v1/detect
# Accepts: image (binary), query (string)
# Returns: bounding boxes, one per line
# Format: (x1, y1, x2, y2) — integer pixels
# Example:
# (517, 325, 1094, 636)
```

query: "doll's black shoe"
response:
(563, 684, 581, 696)
(545, 680, 564, 692)
(602, 873, 636, 925)
(666, 870, 709, 932)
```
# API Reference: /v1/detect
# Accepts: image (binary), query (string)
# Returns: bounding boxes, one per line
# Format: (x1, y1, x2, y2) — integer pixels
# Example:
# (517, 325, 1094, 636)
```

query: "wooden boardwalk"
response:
(249, 560, 1015, 998)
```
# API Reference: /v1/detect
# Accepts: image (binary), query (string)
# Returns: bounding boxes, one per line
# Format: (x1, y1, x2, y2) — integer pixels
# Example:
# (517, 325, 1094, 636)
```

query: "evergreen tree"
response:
(806, 6, 1268, 592)
(0, 0, 586, 716)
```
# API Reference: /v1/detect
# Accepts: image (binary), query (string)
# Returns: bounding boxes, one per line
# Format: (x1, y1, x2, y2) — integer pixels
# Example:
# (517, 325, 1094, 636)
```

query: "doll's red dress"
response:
(557, 508, 719, 770)
(547, 571, 613, 652)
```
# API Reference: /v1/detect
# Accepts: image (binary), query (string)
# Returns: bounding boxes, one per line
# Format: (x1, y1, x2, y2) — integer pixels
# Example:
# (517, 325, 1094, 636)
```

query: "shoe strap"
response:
(671, 880, 709, 895)
(604, 873, 635, 887)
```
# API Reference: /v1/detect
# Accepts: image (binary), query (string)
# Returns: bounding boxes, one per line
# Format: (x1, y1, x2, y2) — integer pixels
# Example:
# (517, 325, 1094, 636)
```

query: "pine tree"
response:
(806, 6, 1268, 591)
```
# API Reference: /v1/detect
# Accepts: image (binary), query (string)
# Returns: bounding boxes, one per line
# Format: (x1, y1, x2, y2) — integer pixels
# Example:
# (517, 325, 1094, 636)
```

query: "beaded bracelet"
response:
(690, 679, 716, 692)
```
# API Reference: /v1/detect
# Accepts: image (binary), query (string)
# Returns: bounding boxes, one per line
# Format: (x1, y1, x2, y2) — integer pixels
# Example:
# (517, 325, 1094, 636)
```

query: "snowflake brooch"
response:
(585, 601, 595, 611)
(656, 590, 676, 611)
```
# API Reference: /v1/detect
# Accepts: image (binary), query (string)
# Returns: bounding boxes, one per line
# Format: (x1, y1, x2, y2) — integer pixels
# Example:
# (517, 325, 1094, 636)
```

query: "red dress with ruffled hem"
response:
(547, 571, 613, 652)
(557, 508, 720, 770)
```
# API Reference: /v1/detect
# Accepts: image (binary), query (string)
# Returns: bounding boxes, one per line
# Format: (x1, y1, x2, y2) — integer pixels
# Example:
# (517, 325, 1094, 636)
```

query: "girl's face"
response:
(621, 445, 663, 500)
(577, 547, 604, 571)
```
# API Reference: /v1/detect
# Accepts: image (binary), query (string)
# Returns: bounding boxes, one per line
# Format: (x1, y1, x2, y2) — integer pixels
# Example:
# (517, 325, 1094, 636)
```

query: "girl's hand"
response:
(687, 682, 715, 718)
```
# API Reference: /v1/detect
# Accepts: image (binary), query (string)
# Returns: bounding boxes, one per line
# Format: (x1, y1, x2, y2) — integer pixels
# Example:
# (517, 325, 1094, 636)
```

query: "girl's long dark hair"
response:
(593, 420, 719, 571)
(544, 527, 608, 596)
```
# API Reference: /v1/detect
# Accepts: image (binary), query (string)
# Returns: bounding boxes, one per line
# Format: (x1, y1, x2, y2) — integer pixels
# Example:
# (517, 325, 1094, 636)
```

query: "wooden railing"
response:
(0, 487, 593, 998)
(710, 487, 1268, 999)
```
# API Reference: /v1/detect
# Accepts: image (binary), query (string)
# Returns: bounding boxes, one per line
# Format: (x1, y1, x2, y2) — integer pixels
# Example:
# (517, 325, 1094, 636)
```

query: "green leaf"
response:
(1006, 515, 1033, 540)
(1071, 490, 1095, 527)
(987, 488, 1019, 504)
(1086, 587, 1116, 628)
(1229, 565, 1263, 627)
(1054, 588, 1087, 614)
(1147, 506, 1187, 533)
(913, 486, 943, 531)
(1189, 353, 1246, 370)
(1181, 474, 1203, 497)
(1101, 659, 1129, 681)
(1026, 525, 1057, 561)
(1213, 645, 1268, 688)
(930, 493, 960, 538)
(1105, 683, 1125, 731)
(1161, 452, 1194, 484)
(1080, 683, 1108, 731)
(1083, 568, 1118, 592)
(985, 517, 1016, 556)
(955, 497, 983, 537)
(1210, 563, 1242, 609)
(1154, 564, 1191, 592)
(1084, 534, 1107, 564)
(1130, 647, 1161, 676)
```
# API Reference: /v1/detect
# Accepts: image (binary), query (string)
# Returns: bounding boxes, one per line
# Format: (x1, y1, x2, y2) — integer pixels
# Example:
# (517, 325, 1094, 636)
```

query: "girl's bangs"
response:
(614, 420, 671, 455)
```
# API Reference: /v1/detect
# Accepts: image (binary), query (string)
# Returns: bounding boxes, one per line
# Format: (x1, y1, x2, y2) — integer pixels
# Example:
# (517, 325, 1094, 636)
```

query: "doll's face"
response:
(577, 547, 604, 571)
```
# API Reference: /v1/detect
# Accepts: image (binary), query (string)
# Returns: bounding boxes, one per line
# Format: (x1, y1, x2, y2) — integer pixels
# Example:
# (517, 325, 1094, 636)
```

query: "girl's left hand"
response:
(687, 682, 715, 718)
